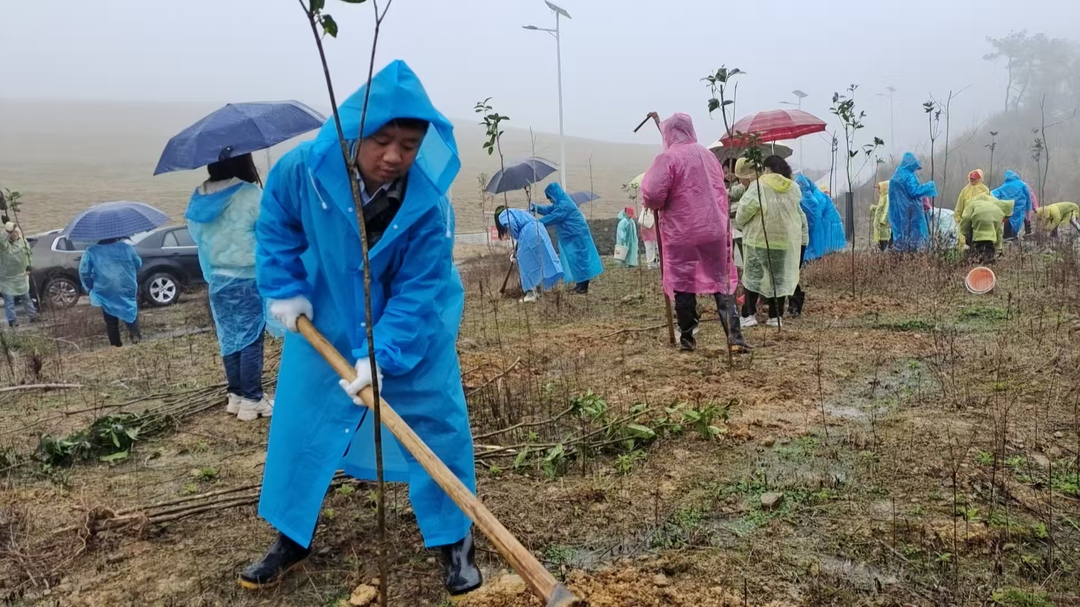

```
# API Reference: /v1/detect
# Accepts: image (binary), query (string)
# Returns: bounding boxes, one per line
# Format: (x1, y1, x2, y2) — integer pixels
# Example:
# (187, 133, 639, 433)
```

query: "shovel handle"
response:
(295, 316, 580, 607)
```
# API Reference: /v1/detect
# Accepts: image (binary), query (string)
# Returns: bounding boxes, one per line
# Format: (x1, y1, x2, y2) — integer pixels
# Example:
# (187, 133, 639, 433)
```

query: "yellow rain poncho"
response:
(1035, 202, 1080, 232)
(0, 226, 32, 296)
(959, 194, 1014, 251)
(735, 173, 807, 298)
(870, 181, 891, 244)
(955, 170, 990, 247)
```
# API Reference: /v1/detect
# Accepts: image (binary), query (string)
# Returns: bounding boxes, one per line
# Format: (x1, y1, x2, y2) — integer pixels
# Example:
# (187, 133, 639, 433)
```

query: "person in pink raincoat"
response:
(641, 112, 747, 353)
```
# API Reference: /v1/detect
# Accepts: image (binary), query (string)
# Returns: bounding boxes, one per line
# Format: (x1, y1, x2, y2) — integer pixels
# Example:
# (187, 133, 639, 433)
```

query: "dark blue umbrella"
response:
(63, 201, 169, 242)
(485, 157, 558, 194)
(154, 101, 326, 175)
(570, 191, 600, 205)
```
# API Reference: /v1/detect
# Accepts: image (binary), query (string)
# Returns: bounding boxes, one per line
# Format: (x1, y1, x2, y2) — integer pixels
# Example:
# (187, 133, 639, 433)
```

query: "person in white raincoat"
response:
(0, 222, 36, 327)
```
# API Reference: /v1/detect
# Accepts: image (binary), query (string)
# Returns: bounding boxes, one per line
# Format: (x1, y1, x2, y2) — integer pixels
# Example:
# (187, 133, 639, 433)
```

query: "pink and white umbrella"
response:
(720, 109, 827, 145)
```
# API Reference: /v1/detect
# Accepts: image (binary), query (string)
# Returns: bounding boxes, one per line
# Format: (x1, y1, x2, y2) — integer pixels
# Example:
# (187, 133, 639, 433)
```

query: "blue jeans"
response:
(3, 291, 37, 325)
(223, 335, 264, 400)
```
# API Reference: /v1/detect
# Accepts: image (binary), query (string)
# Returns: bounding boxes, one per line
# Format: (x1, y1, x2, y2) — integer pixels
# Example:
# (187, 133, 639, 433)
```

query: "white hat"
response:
(3, 222, 15, 233)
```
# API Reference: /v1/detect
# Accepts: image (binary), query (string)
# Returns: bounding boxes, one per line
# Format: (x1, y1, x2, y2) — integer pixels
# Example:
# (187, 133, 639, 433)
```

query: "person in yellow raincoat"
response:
(1034, 202, 1080, 236)
(870, 181, 891, 251)
(954, 170, 990, 248)
(959, 193, 1013, 264)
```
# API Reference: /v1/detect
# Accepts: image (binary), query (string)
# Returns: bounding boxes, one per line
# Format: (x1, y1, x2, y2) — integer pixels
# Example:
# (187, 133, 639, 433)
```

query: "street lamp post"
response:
(779, 89, 808, 170)
(523, 1, 571, 188)
(877, 86, 897, 158)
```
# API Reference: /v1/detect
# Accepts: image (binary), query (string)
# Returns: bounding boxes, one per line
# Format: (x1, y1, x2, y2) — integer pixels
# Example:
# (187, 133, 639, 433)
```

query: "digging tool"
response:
(296, 316, 581, 607)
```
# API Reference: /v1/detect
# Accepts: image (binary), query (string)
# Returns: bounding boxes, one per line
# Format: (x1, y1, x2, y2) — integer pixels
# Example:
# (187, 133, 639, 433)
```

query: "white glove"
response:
(268, 296, 313, 333)
(339, 357, 383, 406)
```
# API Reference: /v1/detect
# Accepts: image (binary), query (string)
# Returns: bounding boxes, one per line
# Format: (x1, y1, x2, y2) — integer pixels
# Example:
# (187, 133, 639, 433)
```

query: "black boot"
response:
(573, 280, 590, 294)
(439, 530, 482, 596)
(716, 295, 750, 353)
(679, 330, 696, 352)
(239, 533, 311, 589)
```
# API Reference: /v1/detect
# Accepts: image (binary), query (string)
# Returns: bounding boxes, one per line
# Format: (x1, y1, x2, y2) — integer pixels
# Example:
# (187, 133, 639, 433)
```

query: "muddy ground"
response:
(2, 242, 1079, 607)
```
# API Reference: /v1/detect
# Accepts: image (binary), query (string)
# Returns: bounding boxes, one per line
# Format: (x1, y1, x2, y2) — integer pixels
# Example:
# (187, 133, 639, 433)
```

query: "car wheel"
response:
(44, 276, 80, 310)
(143, 272, 180, 307)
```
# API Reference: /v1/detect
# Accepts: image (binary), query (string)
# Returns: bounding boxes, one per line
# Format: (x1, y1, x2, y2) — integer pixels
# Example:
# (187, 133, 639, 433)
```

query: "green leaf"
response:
(513, 447, 529, 469)
(625, 423, 655, 439)
(321, 14, 338, 37)
(707, 98, 720, 114)
(721, 100, 734, 107)
(340, 0, 368, 3)
(100, 450, 129, 463)
(310, 0, 325, 12)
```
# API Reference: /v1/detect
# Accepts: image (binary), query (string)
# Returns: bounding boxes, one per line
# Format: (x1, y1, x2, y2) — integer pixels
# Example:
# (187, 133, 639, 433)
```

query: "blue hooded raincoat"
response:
(79, 242, 142, 323)
(255, 61, 475, 549)
(533, 183, 603, 284)
(499, 208, 563, 292)
(186, 179, 266, 356)
(991, 170, 1033, 235)
(795, 174, 846, 261)
(888, 153, 938, 251)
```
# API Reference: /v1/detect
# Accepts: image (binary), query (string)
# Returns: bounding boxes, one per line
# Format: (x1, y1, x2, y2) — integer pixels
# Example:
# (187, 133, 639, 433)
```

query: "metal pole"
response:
(555, 12, 567, 188)
(890, 91, 896, 158)
(798, 97, 804, 171)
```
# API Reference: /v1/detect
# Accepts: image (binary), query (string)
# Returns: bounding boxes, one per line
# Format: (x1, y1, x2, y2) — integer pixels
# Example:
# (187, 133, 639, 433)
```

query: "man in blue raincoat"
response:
(532, 182, 603, 294)
(247, 61, 481, 596)
(79, 239, 142, 346)
(888, 153, 938, 252)
(991, 170, 1034, 240)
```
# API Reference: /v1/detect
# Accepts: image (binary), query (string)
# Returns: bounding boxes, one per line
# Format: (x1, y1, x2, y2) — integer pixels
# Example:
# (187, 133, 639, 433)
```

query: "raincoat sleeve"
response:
(130, 246, 143, 270)
(531, 202, 556, 217)
(256, 154, 314, 301)
(800, 209, 809, 246)
(353, 204, 453, 377)
(734, 183, 760, 230)
(640, 154, 674, 211)
(78, 251, 94, 293)
(907, 172, 938, 200)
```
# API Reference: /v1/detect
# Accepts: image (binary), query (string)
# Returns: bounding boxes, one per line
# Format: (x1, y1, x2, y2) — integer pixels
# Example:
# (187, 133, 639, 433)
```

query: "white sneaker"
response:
(237, 397, 274, 421)
(741, 315, 759, 328)
(226, 393, 243, 415)
(520, 291, 539, 303)
(766, 317, 783, 328)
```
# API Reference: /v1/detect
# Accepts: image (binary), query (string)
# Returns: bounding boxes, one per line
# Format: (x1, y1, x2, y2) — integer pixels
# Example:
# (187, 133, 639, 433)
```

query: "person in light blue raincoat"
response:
(615, 207, 640, 268)
(246, 61, 481, 596)
(495, 206, 563, 302)
(991, 170, 1034, 240)
(888, 152, 938, 252)
(795, 174, 846, 262)
(79, 239, 142, 347)
(532, 182, 603, 293)
(185, 153, 272, 421)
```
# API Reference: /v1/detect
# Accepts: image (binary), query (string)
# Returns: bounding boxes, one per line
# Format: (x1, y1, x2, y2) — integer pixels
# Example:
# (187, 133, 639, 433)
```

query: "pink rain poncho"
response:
(641, 113, 736, 297)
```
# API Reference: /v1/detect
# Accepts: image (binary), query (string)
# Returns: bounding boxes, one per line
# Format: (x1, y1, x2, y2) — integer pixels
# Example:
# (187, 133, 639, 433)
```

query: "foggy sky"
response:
(3, 0, 1078, 170)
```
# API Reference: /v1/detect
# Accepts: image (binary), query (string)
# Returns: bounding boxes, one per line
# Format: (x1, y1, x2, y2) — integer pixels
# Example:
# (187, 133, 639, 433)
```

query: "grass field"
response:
(2, 237, 1079, 606)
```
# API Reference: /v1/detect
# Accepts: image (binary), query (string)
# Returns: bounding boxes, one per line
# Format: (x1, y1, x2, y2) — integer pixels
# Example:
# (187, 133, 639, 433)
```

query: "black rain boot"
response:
(717, 295, 750, 353)
(239, 533, 311, 590)
(439, 530, 482, 596)
(679, 330, 696, 352)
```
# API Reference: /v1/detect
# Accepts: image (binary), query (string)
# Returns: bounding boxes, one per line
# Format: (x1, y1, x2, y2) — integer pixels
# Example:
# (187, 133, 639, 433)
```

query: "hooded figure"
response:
(251, 61, 480, 595)
(735, 163, 806, 321)
(497, 207, 563, 299)
(871, 181, 892, 249)
(955, 170, 990, 248)
(1035, 202, 1080, 235)
(615, 207, 639, 267)
(641, 113, 745, 352)
(0, 222, 36, 327)
(186, 156, 272, 420)
(960, 194, 1014, 263)
(888, 153, 938, 251)
(532, 182, 603, 293)
(79, 240, 142, 346)
(991, 170, 1034, 239)
(795, 174, 846, 262)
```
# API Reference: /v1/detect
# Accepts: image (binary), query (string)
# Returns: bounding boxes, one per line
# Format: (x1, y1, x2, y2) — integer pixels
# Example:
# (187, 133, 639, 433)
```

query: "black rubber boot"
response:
(573, 280, 590, 294)
(679, 331, 696, 352)
(439, 530, 482, 596)
(717, 295, 750, 353)
(239, 533, 311, 589)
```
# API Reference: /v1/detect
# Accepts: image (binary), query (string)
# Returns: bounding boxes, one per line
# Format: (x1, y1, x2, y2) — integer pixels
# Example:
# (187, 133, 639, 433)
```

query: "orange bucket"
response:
(965, 267, 996, 294)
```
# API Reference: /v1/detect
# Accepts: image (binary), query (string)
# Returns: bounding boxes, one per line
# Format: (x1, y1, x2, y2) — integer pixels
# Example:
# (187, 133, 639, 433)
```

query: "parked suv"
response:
(26, 226, 205, 310)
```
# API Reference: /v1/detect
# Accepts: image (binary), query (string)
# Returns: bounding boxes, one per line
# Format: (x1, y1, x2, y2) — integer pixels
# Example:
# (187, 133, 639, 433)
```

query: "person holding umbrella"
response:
(533, 183, 603, 294)
(185, 153, 273, 421)
(66, 201, 168, 346)
(1, 221, 37, 327)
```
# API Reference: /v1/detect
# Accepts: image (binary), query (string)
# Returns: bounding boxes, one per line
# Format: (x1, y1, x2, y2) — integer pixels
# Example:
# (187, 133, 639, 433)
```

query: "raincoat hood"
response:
(544, 182, 569, 203)
(310, 60, 459, 216)
(1003, 170, 1021, 183)
(899, 152, 922, 172)
(968, 169, 985, 185)
(878, 181, 890, 193)
(660, 113, 698, 149)
(734, 158, 758, 181)
(761, 173, 794, 194)
(795, 174, 817, 196)
(185, 179, 256, 223)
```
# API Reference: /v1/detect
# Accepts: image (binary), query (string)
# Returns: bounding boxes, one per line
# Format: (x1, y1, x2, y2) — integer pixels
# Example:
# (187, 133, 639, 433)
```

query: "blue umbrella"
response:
(154, 101, 326, 175)
(570, 191, 600, 206)
(486, 157, 558, 195)
(63, 201, 169, 242)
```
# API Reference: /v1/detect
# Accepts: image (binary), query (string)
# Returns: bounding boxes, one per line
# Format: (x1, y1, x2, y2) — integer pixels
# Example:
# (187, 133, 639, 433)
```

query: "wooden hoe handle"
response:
(296, 316, 581, 607)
